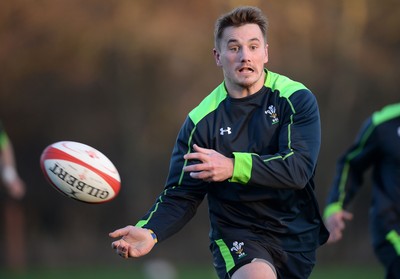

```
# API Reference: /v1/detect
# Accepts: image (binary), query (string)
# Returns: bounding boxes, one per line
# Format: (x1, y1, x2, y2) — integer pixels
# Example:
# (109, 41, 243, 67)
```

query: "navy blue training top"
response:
(324, 103, 400, 248)
(137, 69, 329, 252)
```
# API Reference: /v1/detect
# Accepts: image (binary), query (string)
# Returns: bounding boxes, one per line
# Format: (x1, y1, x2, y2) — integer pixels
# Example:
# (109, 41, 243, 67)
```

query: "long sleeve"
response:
(136, 117, 208, 242)
(324, 116, 378, 217)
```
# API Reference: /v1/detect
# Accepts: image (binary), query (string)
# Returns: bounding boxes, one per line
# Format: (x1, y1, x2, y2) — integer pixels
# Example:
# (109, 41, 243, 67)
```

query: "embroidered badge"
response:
(265, 105, 279, 124)
(230, 241, 247, 259)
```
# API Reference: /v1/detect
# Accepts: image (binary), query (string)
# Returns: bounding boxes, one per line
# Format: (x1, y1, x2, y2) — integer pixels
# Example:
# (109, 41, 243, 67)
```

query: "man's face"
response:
(214, 24, 268, 94)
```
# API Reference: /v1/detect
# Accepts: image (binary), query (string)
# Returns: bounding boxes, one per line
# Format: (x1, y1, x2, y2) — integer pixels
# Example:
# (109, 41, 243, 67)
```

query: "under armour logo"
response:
(220, 127, 232, 135)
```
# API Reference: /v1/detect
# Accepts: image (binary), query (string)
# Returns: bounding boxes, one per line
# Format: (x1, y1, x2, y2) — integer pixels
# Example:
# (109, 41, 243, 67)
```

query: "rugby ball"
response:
(40, 141, 121, 204)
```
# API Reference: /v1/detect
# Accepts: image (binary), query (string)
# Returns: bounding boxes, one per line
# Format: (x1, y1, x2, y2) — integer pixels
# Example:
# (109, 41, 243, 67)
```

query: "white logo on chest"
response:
(220, 127, 232, 135)
(265, 105, 279, 124)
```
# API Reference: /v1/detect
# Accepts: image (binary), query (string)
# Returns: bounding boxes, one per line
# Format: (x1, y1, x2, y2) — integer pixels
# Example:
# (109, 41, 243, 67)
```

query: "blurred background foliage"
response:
(0, 0, 399, 275)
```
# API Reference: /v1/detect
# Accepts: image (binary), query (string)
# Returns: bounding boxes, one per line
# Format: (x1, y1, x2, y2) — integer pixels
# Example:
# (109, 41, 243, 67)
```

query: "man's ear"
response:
(264, 44, 269, 64)
(213, 48, 222, 67)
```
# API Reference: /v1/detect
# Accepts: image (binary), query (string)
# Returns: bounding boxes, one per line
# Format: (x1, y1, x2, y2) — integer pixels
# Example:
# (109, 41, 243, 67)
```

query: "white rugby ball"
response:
(40, 141, 121, 204)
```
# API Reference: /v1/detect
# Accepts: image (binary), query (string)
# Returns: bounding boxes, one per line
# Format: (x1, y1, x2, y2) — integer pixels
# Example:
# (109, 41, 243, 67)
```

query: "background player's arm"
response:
(324, 116, 378, 242)
(0, 131, 25, 199)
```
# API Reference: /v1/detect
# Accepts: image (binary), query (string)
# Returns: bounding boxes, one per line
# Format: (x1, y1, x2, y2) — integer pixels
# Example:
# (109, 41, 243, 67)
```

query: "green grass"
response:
(0, 265, 217, 279)
(0, 264, 384, 279)
(310, 265, 384, 279)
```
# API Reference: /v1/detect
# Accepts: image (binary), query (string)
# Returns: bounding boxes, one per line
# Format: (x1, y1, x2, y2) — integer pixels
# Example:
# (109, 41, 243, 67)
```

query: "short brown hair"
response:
(214, 6, 268, 50)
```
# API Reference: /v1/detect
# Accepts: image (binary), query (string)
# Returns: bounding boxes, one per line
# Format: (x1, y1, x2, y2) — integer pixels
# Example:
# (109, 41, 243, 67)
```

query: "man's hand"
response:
(325, 210, 353, 243)
(183, 144, 233, 182)
(5, 176, 25, 200)
(2, 166, 25, 200)
(109, 226, 156, 259)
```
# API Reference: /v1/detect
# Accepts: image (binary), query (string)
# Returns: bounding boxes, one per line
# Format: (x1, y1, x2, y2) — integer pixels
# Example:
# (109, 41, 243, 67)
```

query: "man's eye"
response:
(230, 46, 239, 52)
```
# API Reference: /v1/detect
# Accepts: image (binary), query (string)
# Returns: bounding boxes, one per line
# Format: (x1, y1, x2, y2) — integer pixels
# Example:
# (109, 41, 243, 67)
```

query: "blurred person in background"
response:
(324, 102, 400, 279)
(110, 6, 329, 279)
(0, 121, 26, 270)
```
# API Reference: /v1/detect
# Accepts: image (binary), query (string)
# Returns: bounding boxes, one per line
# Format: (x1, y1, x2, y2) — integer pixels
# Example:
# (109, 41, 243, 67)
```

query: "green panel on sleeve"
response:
(230, 152, 253, 184)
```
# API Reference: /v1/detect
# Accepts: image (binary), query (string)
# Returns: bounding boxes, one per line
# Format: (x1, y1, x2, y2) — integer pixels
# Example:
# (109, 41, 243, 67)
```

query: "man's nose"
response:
(240, 48, 251, 62)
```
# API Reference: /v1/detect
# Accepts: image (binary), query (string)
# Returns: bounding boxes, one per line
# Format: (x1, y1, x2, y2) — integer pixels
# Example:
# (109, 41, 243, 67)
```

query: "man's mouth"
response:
(238, 67, 254, 73)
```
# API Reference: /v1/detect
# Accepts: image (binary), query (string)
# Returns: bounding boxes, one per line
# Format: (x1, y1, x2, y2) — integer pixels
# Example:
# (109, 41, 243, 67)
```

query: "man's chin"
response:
(237, 78, 256, 88)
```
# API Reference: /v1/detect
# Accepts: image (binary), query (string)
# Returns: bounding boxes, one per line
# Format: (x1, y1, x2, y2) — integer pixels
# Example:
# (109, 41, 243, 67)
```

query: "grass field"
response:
(310, 265, 384, 279)
(0, 264, 384, 279)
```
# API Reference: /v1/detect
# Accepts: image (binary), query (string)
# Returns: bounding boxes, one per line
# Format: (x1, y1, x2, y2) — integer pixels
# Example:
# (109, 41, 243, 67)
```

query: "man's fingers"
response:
(192, 144, 211, 154)
(109, 229, 123, 238)
(184, 162, 210, 172)
(325, 211, 353, 245)
(189, 170, 209, 179)
(111, 239, 130, 258)
(109, 231, 118, 238)
(109, 226, 132, 238)
(113, 242, 129, 258)
(111, 242, 119, 250)
(327, 230, 342, 243)
(342, 211, 354, 221)
(335, 219, 346, 230)
(184, 152, 210, 162)
(111, 239, 125, 249)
